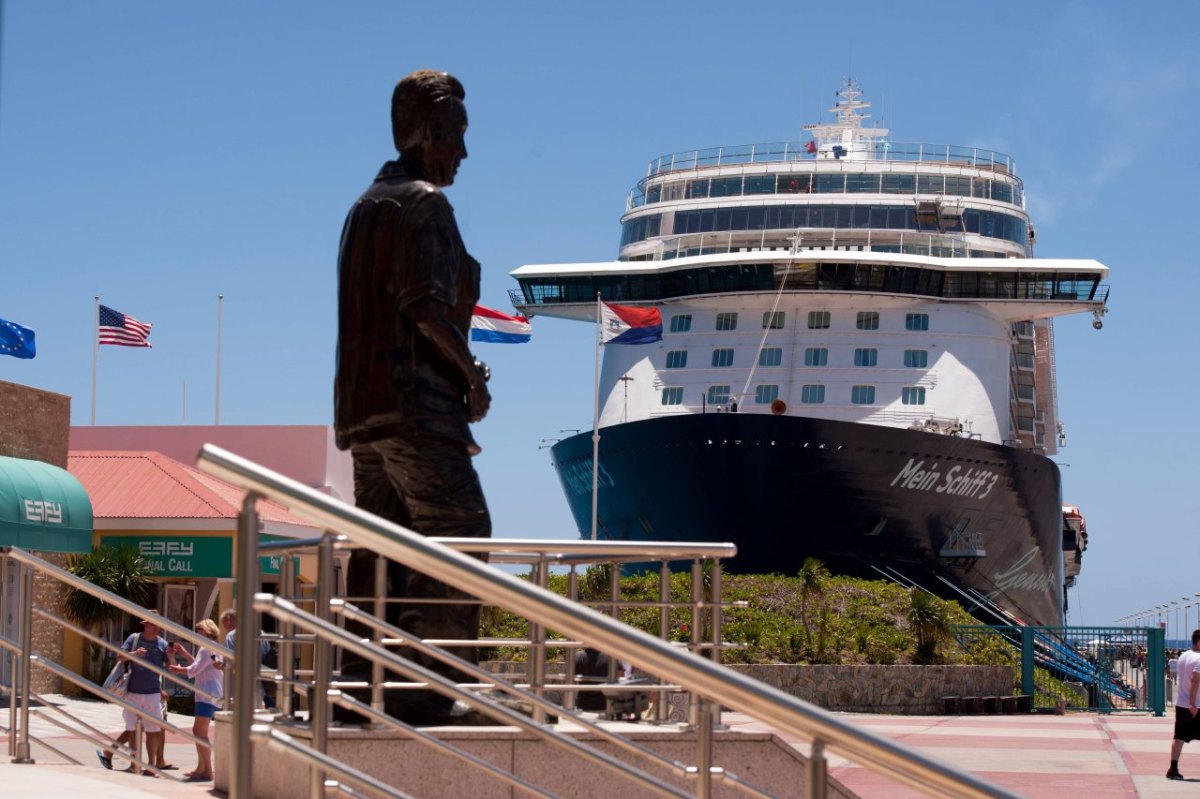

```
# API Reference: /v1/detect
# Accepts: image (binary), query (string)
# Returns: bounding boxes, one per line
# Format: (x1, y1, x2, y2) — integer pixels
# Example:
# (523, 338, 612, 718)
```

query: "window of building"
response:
(902, 387, 926, 405)
(854, 348, 878, 367)
(755, 384, 779, 404)
(851, 385, 876, 405)
(801, 384, 825, 404)
(715, 312, 738, 331)
(856, 311, 880, 330)
(711, 348, 734, 367)
(807, 311, 831, 329)
(661, 387, 684, 405)
(759, 347, 783, 367)
(803, 347, 828, 366)
(707, 385, 731, 405)
(762, 311, 785, 329)
(669, 314, 692, 333)
(904, 349, 929, 368)
(905, 313, 930, 331)
(665, 350, 688, 369)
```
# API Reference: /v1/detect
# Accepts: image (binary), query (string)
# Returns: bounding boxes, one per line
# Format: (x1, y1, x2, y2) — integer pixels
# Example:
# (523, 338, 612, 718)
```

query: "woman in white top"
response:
(168, 618, 223, 782)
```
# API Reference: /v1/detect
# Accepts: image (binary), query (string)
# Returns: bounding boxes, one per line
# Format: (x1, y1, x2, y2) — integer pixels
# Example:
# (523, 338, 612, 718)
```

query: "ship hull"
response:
(551, 413, 1066, 626)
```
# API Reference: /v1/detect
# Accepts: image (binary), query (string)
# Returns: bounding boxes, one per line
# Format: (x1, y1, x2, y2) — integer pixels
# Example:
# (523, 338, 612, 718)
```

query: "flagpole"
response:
(90, 296, 99, 425)
(591, 292, 602, 540)
(214, 293, 223, 424)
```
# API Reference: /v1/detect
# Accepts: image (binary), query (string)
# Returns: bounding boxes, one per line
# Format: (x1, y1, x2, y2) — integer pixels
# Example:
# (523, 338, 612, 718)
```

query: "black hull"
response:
(551, 414, 1066, 626)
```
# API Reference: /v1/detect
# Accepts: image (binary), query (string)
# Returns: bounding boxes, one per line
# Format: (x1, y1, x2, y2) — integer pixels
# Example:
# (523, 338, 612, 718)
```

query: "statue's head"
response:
(392, 70, 468, 187)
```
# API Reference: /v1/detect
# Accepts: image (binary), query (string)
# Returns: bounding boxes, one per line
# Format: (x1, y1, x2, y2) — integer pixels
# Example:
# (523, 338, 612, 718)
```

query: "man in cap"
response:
(97, 612, 172, 773)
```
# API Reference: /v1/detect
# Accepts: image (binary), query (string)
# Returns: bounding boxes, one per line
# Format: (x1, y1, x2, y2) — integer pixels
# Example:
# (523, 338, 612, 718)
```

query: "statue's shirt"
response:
(335, 160, 481, 449)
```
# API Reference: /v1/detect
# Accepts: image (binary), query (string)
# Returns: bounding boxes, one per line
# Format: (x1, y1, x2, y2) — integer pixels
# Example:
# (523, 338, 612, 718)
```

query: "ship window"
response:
(707, 385, 731, 405)
(661, 387, 684, 405)
(904, 349, 929, 368)
(905, 313, 930, 331)
(944, 176, 972, 197)
(902, 387, 927, 405)
(669, 314, 692, 333)
(779, 175, 812, 194)
(846, 174, 881, 193)
(744, 176, 775, 195)
(686, 179, 710, 199)
(815, 174, 845, 193)
(882, 174, 915, 194)
(762, 311, 785, 329)
(801, 384, 825, 404)
(759, 347, 783, 367)
(804, 347, 828, 366)
(854, 348, 878, 367)
(851, 385, 876, 405)
(807, 311, 831, 329)
(755, 384, 779, 404)
(715, 312, 738, 331)
(856, 312, 880, 330)
(918, 175, 945, 194)
(711, 348, 734, 367)
(709, 177, 743, 197)
(665, 350, 688, 369)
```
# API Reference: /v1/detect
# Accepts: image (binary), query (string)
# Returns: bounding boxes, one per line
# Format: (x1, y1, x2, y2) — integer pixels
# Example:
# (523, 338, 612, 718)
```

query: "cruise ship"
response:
(509, 81, 1108, 626)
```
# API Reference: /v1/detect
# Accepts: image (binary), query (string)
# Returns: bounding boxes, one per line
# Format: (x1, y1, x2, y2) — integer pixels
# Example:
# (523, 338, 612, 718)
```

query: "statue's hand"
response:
(467, 381, 491, 422)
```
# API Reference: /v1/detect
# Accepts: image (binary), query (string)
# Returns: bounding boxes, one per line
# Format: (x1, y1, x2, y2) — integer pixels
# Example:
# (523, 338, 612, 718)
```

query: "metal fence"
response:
(948, 624, 1165, 715)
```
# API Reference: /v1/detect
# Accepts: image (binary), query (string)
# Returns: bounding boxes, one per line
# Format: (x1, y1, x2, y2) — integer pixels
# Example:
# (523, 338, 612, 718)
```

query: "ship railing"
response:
(188, 443, 1019, 799)
(647, 141, 1014, 178)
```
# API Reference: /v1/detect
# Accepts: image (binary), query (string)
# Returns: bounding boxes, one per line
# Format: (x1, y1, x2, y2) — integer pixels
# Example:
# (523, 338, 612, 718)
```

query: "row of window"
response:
(662, 385, 928, 406)
(669, 311, 929, 333)
(664, 347, 930, 369)
(620, 205, 1029, 248)
(515, 262, 1105, 307)
(637, 172, 1021, 207)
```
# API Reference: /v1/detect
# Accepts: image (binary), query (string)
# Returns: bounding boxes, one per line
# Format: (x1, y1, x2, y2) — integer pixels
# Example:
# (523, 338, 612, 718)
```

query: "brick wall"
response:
(0, 381, 73, 692)
(0, 380, 70, 467)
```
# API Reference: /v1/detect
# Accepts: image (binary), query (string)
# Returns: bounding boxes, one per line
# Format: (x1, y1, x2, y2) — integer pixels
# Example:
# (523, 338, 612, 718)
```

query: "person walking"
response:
(1167, 630, 1200, 780)
(97, 612, 171, 774)
(169, 619, 223, 782)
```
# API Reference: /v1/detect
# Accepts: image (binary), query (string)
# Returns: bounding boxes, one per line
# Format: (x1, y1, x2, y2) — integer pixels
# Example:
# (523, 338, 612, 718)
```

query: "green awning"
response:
(0, 455, 93, 554)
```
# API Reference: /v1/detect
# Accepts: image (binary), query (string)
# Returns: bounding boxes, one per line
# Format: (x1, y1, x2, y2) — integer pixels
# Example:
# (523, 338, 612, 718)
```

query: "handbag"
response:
(103, 660, 130, 698)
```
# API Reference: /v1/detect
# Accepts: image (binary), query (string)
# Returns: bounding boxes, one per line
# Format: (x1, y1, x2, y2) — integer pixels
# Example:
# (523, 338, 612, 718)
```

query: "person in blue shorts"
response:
(169, 618, 224, 782)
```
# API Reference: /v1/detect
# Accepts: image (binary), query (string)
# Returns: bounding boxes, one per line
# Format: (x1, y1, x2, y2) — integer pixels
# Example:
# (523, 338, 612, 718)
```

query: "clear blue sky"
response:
(1, 1, 1195, 631)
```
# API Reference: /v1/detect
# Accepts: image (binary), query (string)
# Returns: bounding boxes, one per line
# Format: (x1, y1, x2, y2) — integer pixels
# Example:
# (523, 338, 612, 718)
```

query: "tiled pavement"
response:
(724, 710, 1200, 798)
(4, 694, 1200, 797)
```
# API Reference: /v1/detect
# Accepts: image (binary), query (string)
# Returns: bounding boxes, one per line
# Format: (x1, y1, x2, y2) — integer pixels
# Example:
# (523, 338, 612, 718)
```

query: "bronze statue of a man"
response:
(334, 69, 491, 725)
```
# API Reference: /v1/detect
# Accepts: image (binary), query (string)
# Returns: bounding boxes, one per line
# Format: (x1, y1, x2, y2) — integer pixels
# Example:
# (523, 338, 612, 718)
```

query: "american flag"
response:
(98, 304, 153, 347)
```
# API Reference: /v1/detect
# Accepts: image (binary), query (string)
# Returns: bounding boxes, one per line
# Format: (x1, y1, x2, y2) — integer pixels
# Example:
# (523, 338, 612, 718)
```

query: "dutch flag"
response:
(471, 305, 532, 344)
(600, 302, 662, 345)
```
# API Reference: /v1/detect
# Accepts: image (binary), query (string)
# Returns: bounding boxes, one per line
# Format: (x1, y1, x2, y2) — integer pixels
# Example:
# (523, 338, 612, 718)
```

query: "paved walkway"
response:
(726, 710, 1197, 798)
(3, 694, 1199, 797)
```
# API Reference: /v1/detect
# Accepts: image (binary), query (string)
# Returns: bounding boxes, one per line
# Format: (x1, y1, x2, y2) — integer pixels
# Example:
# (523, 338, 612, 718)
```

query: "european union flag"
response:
(0, 318, 36, 359)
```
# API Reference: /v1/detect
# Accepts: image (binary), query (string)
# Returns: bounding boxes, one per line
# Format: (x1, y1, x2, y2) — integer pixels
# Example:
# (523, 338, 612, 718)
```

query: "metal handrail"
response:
(198, 443, 1019, 799)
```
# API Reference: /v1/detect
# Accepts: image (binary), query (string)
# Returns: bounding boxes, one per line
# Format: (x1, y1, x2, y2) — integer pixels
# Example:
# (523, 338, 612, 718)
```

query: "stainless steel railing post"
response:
(657, 560, 670, 723)
(688, 559, 702, 728)
(310, 533, 335, 799)
(709, 559, 724, 730)
(371, 553, 386, 715)
(564, 566, 578, 711)
(279, 552, 296, 717)
(806, 739, 827, 798)
(696, 700, 713, 799)
(14, 561, 35, 763)
(528, 556, 547, 724)
(232, 493, 261, 799)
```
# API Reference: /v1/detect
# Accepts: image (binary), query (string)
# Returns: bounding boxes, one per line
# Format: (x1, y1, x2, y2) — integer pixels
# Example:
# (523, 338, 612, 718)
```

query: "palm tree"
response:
(907, 588, 950, 665)
(63, 545, 156, 682)
(797, 557, 830, 652)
